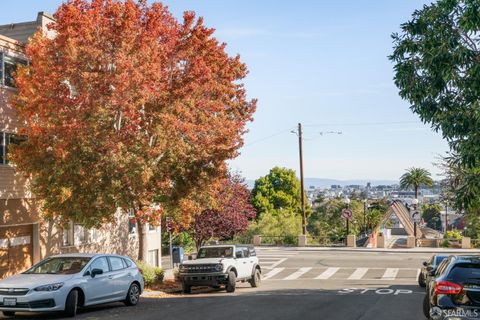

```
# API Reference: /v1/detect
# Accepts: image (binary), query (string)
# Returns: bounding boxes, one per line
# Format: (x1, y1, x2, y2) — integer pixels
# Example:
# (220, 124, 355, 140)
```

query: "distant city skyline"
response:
(1, 1, 449, 181)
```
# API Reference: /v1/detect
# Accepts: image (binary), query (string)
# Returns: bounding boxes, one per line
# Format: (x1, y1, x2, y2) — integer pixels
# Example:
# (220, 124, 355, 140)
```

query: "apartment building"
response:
(0, 12, 161, 278)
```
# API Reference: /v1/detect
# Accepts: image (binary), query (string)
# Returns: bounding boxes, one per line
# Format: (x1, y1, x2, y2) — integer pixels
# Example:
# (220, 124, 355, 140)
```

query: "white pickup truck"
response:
(179, 245, 261, 293)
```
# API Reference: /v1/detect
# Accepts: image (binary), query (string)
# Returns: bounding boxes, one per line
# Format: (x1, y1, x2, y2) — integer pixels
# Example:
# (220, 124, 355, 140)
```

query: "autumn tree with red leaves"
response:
(192, 173, 256, 249)
(11, 0, 256, 260)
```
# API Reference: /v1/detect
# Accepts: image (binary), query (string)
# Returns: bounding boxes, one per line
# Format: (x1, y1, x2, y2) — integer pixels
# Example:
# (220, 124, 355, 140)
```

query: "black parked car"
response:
(418, 255, 448, 287)
(424, 256, 480, 319)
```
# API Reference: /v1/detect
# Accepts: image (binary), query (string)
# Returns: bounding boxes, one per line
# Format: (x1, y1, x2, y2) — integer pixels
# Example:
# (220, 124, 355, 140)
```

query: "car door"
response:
(234, 247, 249, 279)
(84, 256, 116, 305)
(107, 256, 131, 299)
(243, 248, 254, 278)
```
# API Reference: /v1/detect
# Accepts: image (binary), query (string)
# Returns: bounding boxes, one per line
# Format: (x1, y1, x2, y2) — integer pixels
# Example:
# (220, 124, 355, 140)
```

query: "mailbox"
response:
(172, 246, 184, 264)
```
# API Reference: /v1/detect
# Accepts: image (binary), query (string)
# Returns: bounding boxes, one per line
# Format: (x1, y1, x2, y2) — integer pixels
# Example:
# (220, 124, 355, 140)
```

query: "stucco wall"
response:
(37, 209, 162, 263)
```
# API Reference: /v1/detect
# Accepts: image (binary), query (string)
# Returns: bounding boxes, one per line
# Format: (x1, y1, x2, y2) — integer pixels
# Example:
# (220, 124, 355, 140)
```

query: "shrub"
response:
(445, 230, 462, 240)
(136, 261, 164, 287)
(246, 208, 302, 246)
(154, 267, 165, 282)
(173, 267, 180, 281)
(441, 239, 451, 248)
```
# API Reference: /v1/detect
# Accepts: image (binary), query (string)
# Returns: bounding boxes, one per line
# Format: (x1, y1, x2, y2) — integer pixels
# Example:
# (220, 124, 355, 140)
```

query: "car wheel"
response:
(423, 294, 431, 319)
(226, 271, 236, 293)
(124, 283, 141, 306)
(64, 289, 78, 318)
(182, 281, 192, 294)
(249, 269, 261, 288)
(2, 311, 15, 317)
(418, 273, 426, 287)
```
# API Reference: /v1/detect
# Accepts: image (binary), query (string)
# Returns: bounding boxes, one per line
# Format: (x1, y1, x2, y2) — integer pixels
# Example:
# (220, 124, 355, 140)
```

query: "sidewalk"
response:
(256, 246, 480, 254)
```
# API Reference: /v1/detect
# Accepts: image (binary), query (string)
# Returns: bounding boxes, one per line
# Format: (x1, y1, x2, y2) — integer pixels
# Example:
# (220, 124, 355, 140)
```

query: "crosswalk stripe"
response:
(283, 267, 312, 280)
(348, 268, 369, 280)
(315, 267, 339, 280)
(382, 268, 399, 280)
(269, 258, 287, 269)
(263, 268, 285, 280)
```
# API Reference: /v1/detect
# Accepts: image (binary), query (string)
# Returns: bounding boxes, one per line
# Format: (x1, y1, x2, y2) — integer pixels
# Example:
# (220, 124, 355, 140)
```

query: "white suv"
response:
(179, 245, 261, 293)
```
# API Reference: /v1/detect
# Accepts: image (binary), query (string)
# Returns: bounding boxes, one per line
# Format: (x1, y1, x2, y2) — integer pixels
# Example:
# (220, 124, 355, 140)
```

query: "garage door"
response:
(0, 225, 33, 279)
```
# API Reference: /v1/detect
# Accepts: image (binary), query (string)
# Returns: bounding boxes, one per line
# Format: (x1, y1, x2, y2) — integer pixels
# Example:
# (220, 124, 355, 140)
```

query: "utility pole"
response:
(445, 202, 448, 233)
(297, 123, 307, 235)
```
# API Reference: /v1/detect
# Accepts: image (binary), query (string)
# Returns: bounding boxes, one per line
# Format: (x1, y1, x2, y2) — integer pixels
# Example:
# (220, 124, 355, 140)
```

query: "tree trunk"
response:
(195, 238, 203, 252)
(137, 220, 148, 262)
(414, 186, 418, 199)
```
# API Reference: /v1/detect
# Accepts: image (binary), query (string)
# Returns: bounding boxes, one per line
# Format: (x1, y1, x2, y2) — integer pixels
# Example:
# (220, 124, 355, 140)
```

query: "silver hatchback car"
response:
(0, 253, 144, 318)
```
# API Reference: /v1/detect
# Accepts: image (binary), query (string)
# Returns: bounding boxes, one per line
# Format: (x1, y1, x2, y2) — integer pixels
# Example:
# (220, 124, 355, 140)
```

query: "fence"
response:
(471, 239, 480, 248)
(417, 238, 462, 248)
(306, 235, 345, 247)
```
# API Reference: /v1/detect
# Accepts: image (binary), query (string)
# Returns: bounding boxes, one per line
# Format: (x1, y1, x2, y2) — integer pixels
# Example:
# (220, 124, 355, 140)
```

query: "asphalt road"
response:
(3, 249, 433, 320)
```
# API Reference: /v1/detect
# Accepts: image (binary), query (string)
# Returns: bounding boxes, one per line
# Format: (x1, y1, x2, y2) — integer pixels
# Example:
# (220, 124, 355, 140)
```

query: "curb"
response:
(256, 246, 480, 254)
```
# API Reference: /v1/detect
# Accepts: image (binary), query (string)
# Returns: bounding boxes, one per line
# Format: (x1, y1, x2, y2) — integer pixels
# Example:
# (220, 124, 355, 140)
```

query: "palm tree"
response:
(400, 167, 434, 198)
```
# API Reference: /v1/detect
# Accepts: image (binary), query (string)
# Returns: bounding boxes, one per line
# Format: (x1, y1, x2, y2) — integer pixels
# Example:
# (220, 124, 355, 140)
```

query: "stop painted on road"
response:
(338, 288, 413, 295)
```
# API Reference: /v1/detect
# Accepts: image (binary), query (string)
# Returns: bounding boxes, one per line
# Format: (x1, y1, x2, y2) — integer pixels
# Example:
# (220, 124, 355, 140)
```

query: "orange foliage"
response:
(11, 0, 256, 235)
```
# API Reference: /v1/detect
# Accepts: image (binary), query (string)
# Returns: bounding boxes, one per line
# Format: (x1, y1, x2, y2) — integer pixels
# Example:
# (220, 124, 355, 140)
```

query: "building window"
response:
(0, 52, 27, 88)
(128, 209, 137, 234)
(74, 224, 86, 246)
(62, 228, 71, 246)
(89, 228, 99, 242)
(148, 224, 156, 232)
(147, 249, 159, 267)
(0, 132, 27, 165)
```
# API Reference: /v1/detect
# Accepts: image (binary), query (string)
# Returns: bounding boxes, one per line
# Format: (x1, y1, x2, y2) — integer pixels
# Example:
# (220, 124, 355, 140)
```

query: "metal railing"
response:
(471, 239, 480, 248)
(306, 235, 345, 247)
(257, 235, 298, 246)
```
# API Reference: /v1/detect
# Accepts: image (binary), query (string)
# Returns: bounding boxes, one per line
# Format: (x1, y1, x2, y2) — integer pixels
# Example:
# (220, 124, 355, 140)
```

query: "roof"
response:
(0, 34, 24, 53)
(452, 255, 480, 263)
(49, 253, 100, 258)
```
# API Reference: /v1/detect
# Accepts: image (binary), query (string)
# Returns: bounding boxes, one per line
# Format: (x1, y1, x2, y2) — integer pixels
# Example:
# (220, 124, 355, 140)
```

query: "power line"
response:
(303, 121, 422, 127)
(242, 120, 424, 147)
(243, 127, 295, 147)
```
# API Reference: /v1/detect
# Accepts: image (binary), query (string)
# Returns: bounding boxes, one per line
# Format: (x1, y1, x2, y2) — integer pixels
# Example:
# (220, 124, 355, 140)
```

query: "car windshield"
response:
(449, 263, 480, 282)
(197, 247, 234, 259)
(24, 257, 91, 275)
(434, 256, 447, 266)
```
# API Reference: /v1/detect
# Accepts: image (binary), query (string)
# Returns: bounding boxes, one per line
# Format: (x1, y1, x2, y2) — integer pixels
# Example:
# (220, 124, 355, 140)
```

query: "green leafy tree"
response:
(421, 203, 442, 230)
(399, 167, 434, 198)
(307, 198, 347, 241)
(246, 208, 302, 245)
(251, 167, 310, 216)
(390, 0, 480, 210)
(307, 198, 386, 241)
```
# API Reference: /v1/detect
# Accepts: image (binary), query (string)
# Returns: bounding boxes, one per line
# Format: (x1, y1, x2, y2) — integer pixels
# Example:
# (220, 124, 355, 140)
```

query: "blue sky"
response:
(1, 1, 448, 181)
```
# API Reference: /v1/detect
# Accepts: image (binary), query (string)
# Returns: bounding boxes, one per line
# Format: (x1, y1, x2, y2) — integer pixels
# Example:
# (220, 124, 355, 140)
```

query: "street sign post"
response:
(166, 217, 173, 268)
(342, 208, 353, 239)
(342, 209, 353, 220)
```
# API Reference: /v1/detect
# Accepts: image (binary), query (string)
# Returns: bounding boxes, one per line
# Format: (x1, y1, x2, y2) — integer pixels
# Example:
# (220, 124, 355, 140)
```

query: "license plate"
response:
(3, 298, 16, 306)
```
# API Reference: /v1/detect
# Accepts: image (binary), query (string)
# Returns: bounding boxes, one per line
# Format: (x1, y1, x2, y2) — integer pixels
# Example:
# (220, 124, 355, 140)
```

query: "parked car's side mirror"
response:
(423, 261, 428, 267)
(91, 268, 103, 278)
(235, 252, 243, 259)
